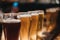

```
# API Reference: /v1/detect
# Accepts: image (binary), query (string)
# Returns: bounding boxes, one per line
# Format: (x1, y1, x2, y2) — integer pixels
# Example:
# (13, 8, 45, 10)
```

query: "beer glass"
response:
(3, 13, 21, 40)
(17, 12, 31, 40)
(35, 10, 45, 40)
(28, 11, 39, 40)
(45, 8, 59, 33)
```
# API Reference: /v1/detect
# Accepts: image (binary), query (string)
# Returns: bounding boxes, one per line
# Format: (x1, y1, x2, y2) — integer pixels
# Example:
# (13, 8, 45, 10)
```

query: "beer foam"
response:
(38, 11, 44, 14)
(28, 10, 44, 15)
(46, 8, 56, 12)
(34, 10, 44, 14)
(56, 7, 60, 11)
(28, 11, 39, 14)
(3, 18, 21, 23)
(31, 13, 39, 15)
(17, 15, 31, 18)
(39, 12, 44, 14)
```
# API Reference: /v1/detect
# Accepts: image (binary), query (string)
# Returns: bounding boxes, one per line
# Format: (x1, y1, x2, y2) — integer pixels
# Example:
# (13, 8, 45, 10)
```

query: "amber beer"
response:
(3, 19, 21, 40)
(29, 12, 39, 40)
(36, 10, 45, 40)
(37, 10, 44, 32)
(46, 8, 58, 33)
(17, 14, 31, 40)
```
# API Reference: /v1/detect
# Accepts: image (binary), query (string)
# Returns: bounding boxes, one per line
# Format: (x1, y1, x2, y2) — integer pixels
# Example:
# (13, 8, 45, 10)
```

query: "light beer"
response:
(17, 14, 31, 40)
(29, 12, 39, 40)
(37, 10, 44, 32)
(3, 19, 21, 40)
(36, 10, 44, 40)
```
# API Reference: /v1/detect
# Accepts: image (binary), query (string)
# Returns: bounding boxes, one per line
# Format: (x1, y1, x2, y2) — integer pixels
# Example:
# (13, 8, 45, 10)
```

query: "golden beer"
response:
(17, 14, 31, 40)
(29, 12, 39, 40)
(32, 10, 45, 40)
(37, 10, 44, 31)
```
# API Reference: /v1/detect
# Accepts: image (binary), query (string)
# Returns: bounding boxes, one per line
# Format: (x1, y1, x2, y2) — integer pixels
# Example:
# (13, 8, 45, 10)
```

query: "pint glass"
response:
(45, 8, 59, 33)
(3, 13, 21, 40)
(36, 10, 44, 40)
(28, 11, 39, 40)
(17, 12, 31, 40)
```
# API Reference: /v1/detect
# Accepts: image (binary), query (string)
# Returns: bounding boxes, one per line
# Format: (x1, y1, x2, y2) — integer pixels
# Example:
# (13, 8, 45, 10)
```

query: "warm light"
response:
(18, 35, 20, 40)
(38, 28, 47, 37)
(1, 30, 5, 40)
(38, 31, 46, 37)
(31, 34, 37, 40)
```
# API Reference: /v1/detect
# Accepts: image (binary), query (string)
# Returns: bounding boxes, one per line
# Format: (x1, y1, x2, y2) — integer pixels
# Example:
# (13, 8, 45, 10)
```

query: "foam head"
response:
(28, 10, 44, 15)
(17, 12, 31, 18)
(17, 14, 31, 19)
(28, 11, 39, 15)
(46, 8, 57, 12)
(36, 10, 44, 14)
(3, 18, 21, 23)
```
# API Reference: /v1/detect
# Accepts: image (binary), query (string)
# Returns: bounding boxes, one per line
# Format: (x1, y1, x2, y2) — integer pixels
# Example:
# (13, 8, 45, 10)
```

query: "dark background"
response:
(0, 2, 59, 12)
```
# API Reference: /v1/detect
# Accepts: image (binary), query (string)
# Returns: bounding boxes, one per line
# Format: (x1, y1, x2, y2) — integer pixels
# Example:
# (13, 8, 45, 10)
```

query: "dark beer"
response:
(17, 15, 31, 40)
(3, 19, 21, 40)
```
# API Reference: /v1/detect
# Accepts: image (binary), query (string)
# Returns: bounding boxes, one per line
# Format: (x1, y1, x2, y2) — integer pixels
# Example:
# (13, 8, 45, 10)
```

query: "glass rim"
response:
(46, 8, 58, 12)
(2, 19, 21, 23)
(17, 14, 31, 18)
(17, 12, 31, 18)
(28, 10, 44, 15)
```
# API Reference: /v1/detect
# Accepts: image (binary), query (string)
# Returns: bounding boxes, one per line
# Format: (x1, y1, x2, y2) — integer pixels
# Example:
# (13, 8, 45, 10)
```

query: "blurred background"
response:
(0, 0, 60, 12)
(0, 0, 60, 3)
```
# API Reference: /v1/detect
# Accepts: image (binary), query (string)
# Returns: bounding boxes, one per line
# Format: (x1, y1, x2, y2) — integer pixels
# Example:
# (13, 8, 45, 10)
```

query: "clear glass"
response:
(28, 11, 41, 40)
(3, 13, 21, 40)
(44, 8, 59, 40)
(46, 8, 58, 33)
(17, 12, 31, 40)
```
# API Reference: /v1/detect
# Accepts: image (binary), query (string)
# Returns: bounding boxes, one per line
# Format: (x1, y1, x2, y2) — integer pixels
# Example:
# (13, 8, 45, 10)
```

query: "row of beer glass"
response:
(0, 7, 60, 40)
